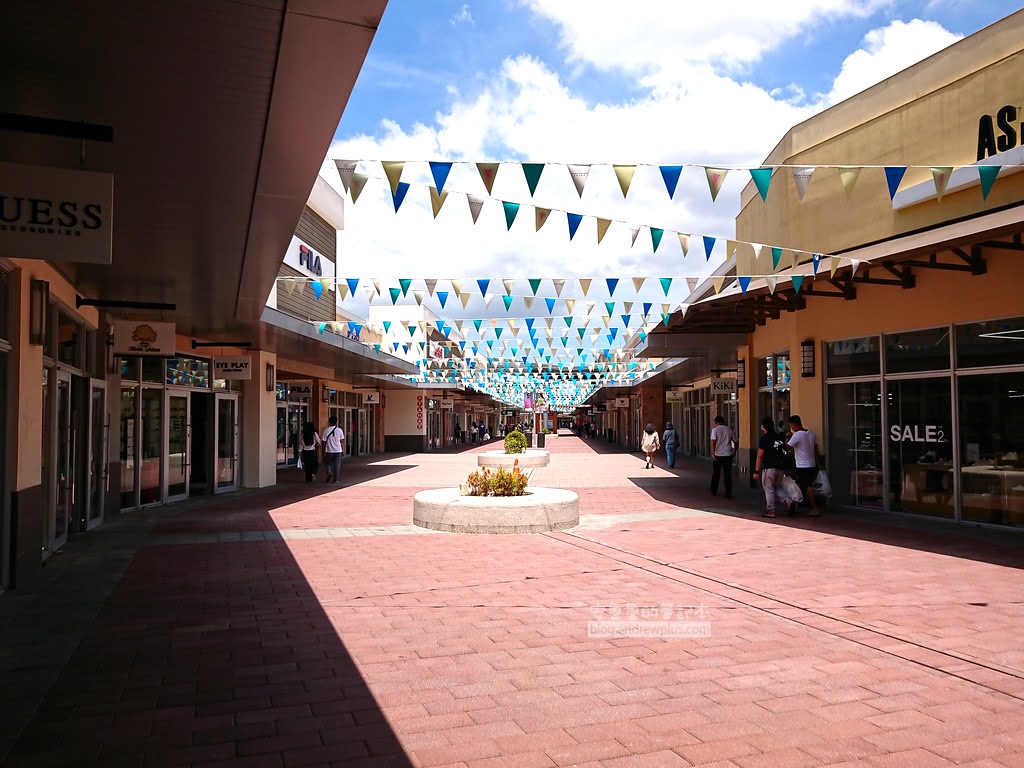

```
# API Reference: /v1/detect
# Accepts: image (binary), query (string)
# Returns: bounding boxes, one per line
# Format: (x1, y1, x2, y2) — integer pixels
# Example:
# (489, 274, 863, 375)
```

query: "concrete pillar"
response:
(241, 350, 278, 489)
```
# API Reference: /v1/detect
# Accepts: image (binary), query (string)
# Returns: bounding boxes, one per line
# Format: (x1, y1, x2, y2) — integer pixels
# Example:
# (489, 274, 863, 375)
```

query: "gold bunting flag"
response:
(451, 279, 464, 294)
(565, 298, 575, 313)
(839, 167, 862, 198)
(349, 173, 369, 203)
(284, 280, 296, 296)
(678, 233, 690, 257)
(535, 207, 551, 231)
(382, 161, 405, 194)
(579, 278, 592, 297)
(429, 187, 448, 218)
(477, 162, 499, 194)
(830, 256, 841, 277)
(613, 165, 636, 197)
(502, 279, 516, 295)
(712, 276, 726, 294)
(524, 296, 534, 310)
(413, 290, 424, 307)
(632, 277, 645, 293)
(705, 168, 729, 202)
(596, 218, 611, 244)
(460, 292, 471, 309)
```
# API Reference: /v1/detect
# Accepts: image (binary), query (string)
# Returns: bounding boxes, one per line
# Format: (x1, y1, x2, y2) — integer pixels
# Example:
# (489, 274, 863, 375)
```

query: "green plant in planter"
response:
(463, 466, 528, 496)
(504, 430, 527, 455)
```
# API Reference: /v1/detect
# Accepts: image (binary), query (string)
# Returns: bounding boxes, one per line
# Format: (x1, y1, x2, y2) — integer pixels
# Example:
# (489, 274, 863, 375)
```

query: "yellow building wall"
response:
(742, 246, 1024, 441)
(735, 17, 1024, 265)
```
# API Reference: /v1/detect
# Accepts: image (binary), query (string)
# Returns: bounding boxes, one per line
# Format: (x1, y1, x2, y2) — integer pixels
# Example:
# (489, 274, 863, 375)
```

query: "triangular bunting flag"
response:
(685, 277, 698, 294)
(477, 278, 490, 296)
(567, 164, 590, 197)
(978, 165, 1001, 200)
(460, 292, 471, 309)
(738, 277, 752, 294)
(399, 279, 412, 297)
(792, 275, 805, 294)
(429, 161, 453, 194)
(727, 240, 738, 259)
(429, 187, 448, 218)
(553, 279, 566, 297)
(766, 276, 778, 295)
(596, 218, 611, 244)
(391, 181, 410, 212)
(372, 279, 383, 297)
(524, 296, 534, 310)
(436, 291, 449, 308)
(749, 167, 772, 202)
(850, 259, 861, 278)
(812, 254, 821, 275)
(528, 279, 541, 295)
(771, 247, 783, 270)
(650, 227, 664, 252)
(613, 165, 636, 197)
(711, 276, 725, 295)
(382, 161, 405, 194)
(413, 290, 424, 307)
(579, 278, 592, 296)
(467, 195, 484, 224)
(502, 278, 515, 295)
(346, 278, 360, 295)
(284, 279, 295, 296)
(932, 166, 953, 200)
(349, 173, 369, 203)
(792, 167, 814, 201)
(545, 297, 556, 313)
(705, 167, 729, 202)
(502, 201, 520, 230)
(451, 279, 464, 295)
(522, 163, 544, 196)
(678, 233, 690, 257)
(424, 279, 437, 296)
(658, 277, 671, 296)
(477, 162, 499, 194)
(565, 298, 575, 313)
(884, 166, 907, 201)
(567, 213, 584, 240)
(830, 256, 841, 277)
(660, 165, 682, 198)
(703, 236, 716, 260)
(632, 278, 645, 293)
(630, 227, 640, 248)
(604, 301, 615, 316)
(389, 288, 401, 304)
(839, 167, 862, 198)
(535, 207, 551, 231)
(606, 278, 618, 296)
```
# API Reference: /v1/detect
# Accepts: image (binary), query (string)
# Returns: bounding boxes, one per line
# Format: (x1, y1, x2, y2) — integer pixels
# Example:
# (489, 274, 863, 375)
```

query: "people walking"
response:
(787, 415, 821, 516)
(662, 422, 678, 469)
(454, 422, 462, 444)
(710, 415, 736, 498)
(641, 423, 661, 469)
(298, 421, 321, 483)
(321, 415, 345, 484)
(752, 417, 788, 517)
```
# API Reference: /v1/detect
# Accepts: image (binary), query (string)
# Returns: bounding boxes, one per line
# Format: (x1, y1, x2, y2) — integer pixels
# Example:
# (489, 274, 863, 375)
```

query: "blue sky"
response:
(324, 2, 1023, 283)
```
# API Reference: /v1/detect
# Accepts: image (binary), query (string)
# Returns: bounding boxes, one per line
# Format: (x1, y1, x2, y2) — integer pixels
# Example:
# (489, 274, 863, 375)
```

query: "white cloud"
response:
(450, 4, 474, 26)
(825, 19, 962, 104)
(328, 9, 963, 297)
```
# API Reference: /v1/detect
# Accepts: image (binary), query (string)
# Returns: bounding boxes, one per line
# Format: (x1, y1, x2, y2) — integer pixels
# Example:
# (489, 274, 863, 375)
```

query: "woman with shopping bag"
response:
(297, 421, 321, 483)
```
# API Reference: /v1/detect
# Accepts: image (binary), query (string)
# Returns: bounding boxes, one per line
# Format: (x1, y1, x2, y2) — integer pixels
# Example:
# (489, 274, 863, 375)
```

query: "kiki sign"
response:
(977, 104, 1024, 161)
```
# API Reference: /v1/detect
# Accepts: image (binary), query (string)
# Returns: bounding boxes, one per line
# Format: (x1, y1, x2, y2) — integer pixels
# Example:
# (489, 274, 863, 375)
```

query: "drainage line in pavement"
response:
(548, 530, 1024, 703)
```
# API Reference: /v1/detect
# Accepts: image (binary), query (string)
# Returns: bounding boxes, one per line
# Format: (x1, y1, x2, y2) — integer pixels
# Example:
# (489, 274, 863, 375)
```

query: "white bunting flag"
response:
(792, 167, 814, 200)
(567, 164, 591, 197)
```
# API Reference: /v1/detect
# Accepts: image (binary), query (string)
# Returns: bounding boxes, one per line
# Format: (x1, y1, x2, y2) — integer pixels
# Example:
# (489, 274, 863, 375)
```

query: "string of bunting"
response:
(334, 158, 1009, 206)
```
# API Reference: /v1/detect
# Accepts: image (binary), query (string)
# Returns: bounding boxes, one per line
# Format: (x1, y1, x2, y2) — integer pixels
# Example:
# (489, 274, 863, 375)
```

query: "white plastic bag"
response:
(777, 474, 804, 504)
(813, 470, 833, 498)
(296, 455, 304, 471)
(484, 433, 490, 441)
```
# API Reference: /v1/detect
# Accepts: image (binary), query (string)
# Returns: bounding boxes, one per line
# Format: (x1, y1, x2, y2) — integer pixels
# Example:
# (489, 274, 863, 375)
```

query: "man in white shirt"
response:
(787, 414, 820, 516)
(710, 416, 737, 498)
(321, 416, 346, 484)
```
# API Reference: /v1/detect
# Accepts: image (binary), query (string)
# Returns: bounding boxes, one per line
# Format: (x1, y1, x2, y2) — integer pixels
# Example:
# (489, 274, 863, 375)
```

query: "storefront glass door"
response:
(140, 387, 163, 505)
(215, 394, 239, 493)
(85, 381, 107, 530)
(51, 372, 73, 550)
(166, 391, 190, 503)
(887, 377, 954, 518)
(827, 381, 884, 508)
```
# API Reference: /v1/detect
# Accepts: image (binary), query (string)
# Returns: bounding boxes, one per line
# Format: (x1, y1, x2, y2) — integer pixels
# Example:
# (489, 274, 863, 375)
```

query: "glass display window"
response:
(956, 316, 1024, 369)
(885, 327, 950, 374)
(826, 336, 881, 378)
(886, 377, 954, 519)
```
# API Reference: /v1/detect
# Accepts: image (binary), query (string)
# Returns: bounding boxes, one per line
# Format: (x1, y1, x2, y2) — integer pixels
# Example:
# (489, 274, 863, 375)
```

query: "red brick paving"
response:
(4, 435, 1024, 767)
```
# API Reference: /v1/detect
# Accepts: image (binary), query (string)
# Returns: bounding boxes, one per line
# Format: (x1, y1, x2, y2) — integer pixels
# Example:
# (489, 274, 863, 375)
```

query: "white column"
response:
(241, 350, 278, 488)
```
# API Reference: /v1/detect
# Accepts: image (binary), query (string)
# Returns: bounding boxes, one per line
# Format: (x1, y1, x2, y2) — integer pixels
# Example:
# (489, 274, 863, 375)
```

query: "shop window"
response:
(276, 382, 288, 401)
(885, 327, 950, 374)
(166, 356, 210, 388)
(958, 372, 1024, 527)
(141, 358, 163, 383)
(827, 382, 883, 508)
(826, 336, 880, 378)
(757, 352, 791, 432)
(57, 311, 81, 368)
(886, 377, 954, 519)
(121, 357, 140, 381)
(956, 316, 1024, 369)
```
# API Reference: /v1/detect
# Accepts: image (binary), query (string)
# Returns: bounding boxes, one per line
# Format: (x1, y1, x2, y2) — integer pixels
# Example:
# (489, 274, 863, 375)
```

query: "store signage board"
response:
(362, 392, 380, 405)
(112, 320, 176, 357)
(614, 397, 629, 409)
(0, 162, 114, 264)
(440, 398, 454, 409)
(213, 356, 251, 380)
(666, 390, 686, 402)
(711, 378, 737, 394)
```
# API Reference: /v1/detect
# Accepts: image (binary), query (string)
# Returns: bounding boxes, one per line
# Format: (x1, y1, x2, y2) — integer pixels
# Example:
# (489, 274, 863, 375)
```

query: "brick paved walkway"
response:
(3, 436, 1024, 767)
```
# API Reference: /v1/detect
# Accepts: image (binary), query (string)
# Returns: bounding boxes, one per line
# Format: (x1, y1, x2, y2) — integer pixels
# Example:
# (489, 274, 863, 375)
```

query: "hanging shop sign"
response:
(614, 397, 629, 409)
(711, 378, 737, 394)
(0, 162, 114, 265)
(112, 320, 176, 357)
(666, 389, 686, 402)
(440, 398, 455, 409)
(362, 392, 380, 405)
(596, 403, 607, 412)
(213, 356, 252, 380)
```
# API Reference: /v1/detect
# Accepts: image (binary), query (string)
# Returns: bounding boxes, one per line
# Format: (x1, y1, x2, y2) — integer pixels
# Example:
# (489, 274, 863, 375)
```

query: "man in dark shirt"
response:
(752, 417, 788, 518)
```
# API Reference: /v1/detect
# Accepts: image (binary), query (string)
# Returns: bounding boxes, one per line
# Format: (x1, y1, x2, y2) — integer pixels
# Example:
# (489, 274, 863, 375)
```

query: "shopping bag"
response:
(813, 470, 833, 498)
(296, 455, 303, 471)
(778, 474, 804, 504)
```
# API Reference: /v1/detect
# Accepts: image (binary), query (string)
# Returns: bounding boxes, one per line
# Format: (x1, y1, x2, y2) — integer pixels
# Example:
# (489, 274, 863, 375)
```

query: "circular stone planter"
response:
(477, 449, 550, 469)
(413, 487, 579, 534)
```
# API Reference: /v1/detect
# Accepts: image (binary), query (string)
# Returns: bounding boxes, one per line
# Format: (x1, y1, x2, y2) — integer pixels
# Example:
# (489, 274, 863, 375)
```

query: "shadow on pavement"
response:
(1, 481, 414, 767)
